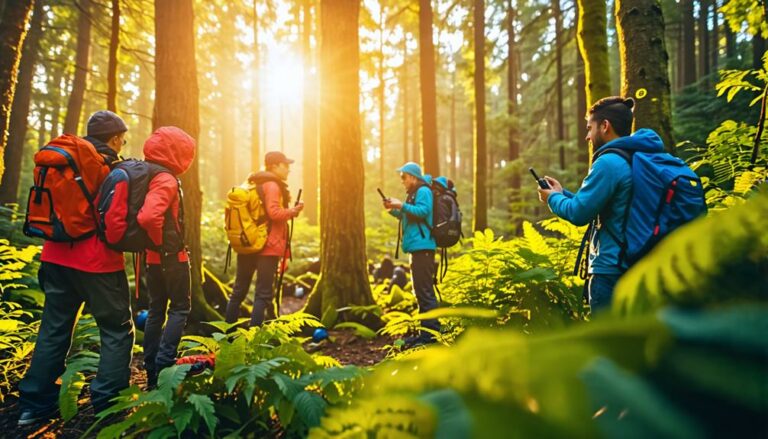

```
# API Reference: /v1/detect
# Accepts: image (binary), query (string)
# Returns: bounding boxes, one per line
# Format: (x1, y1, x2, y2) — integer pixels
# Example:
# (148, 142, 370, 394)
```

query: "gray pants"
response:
(19, 262, 134, 413)
(143, 260, 191, 372)
(225, 254, 280, 326)
(410, 250, 440, 334)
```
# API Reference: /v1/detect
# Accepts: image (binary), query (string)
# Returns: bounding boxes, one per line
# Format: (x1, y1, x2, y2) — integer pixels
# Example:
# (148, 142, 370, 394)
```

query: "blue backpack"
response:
(578, 148, 708, 272)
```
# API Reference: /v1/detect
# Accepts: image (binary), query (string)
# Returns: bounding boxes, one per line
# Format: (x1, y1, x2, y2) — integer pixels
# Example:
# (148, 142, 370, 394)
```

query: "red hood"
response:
(143, 126, 196, 175)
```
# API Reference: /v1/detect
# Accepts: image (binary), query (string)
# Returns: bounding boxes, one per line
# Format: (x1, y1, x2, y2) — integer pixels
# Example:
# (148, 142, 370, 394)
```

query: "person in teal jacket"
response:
(538, 96, 664, 313)
(383, 162, 439, 347)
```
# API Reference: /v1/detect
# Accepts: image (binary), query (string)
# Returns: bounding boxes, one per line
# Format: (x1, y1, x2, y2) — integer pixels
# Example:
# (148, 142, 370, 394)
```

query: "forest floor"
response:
(0, 294, 393, 438)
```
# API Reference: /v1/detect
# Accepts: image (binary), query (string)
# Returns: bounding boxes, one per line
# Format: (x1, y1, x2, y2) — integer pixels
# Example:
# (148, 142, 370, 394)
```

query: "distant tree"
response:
(0, 0, 35, 185)
(418, 0, 439, 175)
(473, 0, 487, 231)
(302, 0, 318, 224)
(63, 0, 91, 134)
(107, 0, 119, 112)
(680, 0, 696, 86)
(0, 0, 43, 204)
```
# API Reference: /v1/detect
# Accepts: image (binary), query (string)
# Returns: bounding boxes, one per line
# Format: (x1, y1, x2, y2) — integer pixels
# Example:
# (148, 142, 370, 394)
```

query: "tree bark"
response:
(302, 0, 318, 224)
(577, 43, 588, 169)
(155, 0, 220, 322)
(378, 6, 385, 189)
(577, 0, 611, 162)
(0, 0, 34, 186)
(698, 0, 710, 83)
(418, 0, 439, 175)
(615, 0, 675, 150)
(553, 0, 565, 170)
(219, 4, 238, 194)
(0, 0, 42, 204)
(754, 33, 766, 70)
(50, 67, 64, 138)
(64, 0, 91, 134)
(724, 0, 736, 59)
(472, 0, 487, 231)
(680, 0, 696, 86)
(507, 1, 520, 191)
(450, 62, 457, 178)
(107, 0, 119, 112)
(711, 0, 718, 72)
(402, 36, 409, 164)
(251, 1, 261, 172)
(304, 0, 376, 326)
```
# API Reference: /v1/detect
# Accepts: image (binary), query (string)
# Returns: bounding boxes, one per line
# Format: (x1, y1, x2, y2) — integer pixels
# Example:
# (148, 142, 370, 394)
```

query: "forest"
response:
(0, 0, 766, 437)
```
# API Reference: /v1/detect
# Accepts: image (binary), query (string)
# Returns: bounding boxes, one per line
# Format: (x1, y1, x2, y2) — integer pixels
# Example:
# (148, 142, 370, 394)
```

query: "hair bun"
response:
(624, 98, 635, 109)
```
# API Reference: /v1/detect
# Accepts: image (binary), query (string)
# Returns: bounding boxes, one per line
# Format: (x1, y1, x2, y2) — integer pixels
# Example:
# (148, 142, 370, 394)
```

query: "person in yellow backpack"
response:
(224, 151, 303, 326)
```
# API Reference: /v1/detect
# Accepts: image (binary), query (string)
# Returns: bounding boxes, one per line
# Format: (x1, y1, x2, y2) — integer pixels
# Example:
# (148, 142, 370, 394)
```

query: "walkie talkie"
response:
(529, 167, 551, 189)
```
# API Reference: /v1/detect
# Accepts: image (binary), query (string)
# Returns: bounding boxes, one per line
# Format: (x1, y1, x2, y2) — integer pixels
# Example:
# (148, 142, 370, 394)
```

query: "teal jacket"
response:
(389, 183, 436, 254)
(547, 128, 665, 274)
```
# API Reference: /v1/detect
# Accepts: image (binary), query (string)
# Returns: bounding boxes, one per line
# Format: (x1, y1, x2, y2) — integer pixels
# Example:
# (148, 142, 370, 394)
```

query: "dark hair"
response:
(91, 131, 124, 144)
(587, 96, 635, 137)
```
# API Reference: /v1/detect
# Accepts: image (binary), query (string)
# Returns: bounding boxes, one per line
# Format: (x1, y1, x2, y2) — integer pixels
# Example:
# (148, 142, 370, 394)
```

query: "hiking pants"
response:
(410, 250, 440, 334)
(588, 274, 621, 315)
(19, 262, 133, 413)
(143, 259, 191, 373)
(225, 253, 280, 327)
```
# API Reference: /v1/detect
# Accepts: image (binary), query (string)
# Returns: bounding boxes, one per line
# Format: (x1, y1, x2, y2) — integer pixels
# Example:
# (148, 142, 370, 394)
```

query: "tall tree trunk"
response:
(473, 0, 487, 231)
(64, 0, 91, 134)
(402, 36, 409, 164)
(37, 108, 47, 148)
(711, 0, 718, 72)
(553, 0, 565, 170)
(0, 0, 42, 204)
(219, 5, 238, 194)
(507, 1, 520, 192)
(50, 67, 64, 138)
(302, 0, 318, 224)
(378, 6, 385, 189)
(577, 45, 588, 169)
(724, 0, 736, 59)
(450, 62, 457, 178)
(0, 0, 34, 185)
(136, 63, 152, 157)
(305, 0, 376, 326)
(754, 33, 766, 70)
(155, 0, 220, 322)
(251, 1, 261, 171)
(680, 0, 696, 86)
(418, 0, 439, 175)
(698, 0, 710, 84)
(615, 0, 675, 150)
(577, 0, 611, 161)
(107, 0, 119, 112)
(411, 89, 419, 162)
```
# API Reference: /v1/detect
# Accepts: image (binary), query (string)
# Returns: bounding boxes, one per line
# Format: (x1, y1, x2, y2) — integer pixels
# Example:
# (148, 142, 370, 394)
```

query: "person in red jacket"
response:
(18, 111, 133, 425)
(225, 151, 303, 327)
(136, 126, 196, 389)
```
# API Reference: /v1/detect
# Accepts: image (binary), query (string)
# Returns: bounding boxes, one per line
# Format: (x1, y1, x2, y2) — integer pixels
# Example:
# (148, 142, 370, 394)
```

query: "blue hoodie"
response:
(547, 128, 665, 275)
(389, 176, 436, 254)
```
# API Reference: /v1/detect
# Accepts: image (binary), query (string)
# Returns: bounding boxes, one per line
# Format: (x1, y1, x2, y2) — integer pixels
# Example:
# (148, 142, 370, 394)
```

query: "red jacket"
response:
(259, 180, 298, 257)
(136, 127, 196, 264)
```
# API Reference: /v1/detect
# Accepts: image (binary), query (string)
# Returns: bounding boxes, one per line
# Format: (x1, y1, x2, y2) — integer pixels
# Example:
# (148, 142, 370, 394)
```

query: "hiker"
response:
(388, 265, 408, 294)
(374, 257, 395, 284)
(537, 96, 705, 313)
(137, 126, 196, 389)
(18, 111, 133, 425)
(224, 151, 303, 327)
(382, 162, 440, 347)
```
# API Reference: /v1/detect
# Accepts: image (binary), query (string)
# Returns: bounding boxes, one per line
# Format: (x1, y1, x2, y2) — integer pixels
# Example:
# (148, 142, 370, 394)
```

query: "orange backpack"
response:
(23, 135, 109, 241)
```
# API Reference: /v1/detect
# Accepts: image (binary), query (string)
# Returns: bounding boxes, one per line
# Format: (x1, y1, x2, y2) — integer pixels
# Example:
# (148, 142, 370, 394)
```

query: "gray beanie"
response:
(87, 110, 128, 137)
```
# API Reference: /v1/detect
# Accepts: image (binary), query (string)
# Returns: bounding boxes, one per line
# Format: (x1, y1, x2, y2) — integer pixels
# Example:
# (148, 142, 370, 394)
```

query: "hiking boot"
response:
(18, 406, 58, 426)
(145, 368, 158, 391)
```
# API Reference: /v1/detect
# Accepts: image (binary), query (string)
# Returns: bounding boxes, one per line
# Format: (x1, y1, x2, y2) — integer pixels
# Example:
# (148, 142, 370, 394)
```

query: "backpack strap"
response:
(592, 147, 634, 268)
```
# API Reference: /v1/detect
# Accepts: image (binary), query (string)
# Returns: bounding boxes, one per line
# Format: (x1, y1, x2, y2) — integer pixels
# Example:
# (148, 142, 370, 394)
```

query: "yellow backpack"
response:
(224, 183, 269, 254)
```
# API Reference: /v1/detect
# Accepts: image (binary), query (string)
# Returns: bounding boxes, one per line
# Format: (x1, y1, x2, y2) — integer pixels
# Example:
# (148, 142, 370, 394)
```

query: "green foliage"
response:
(313, 303, 768, 437)
(90, 314, 365, 438)
(437, 220, 586, 329)
(720, 0, 768, 37)
(0, 301, 38, 403)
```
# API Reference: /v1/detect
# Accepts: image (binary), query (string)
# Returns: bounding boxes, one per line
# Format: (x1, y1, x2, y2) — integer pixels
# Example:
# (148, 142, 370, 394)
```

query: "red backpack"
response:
(23, 135, 108, 241)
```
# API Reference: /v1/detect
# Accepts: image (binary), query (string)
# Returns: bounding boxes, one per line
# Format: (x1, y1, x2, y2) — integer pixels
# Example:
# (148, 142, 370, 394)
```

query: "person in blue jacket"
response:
(383, 162, 440, 347)
(538, 96, 665, 313)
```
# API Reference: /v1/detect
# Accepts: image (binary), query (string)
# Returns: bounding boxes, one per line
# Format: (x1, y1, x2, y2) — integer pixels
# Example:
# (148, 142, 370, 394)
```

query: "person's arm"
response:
(263, 182, 297, 221)
(547, 155, 625, 226)
(137, 173, 177, 246)
(388, 208, 402, 219)
(400, 186, 433, 219)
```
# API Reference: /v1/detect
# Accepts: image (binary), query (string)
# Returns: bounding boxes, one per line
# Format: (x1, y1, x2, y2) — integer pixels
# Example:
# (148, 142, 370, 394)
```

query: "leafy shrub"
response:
(88, 313, 365, 438)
